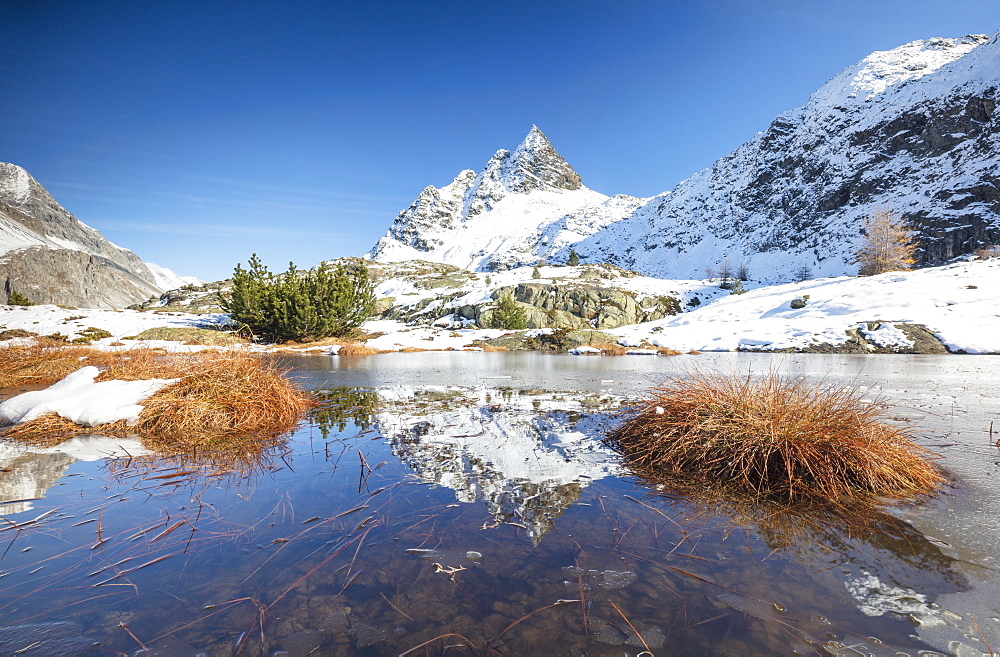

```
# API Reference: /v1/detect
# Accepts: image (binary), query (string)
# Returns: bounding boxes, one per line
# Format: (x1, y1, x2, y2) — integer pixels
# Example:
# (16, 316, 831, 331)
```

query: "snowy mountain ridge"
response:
(368, 126, 647, 270)
(370, 33, 999, 282)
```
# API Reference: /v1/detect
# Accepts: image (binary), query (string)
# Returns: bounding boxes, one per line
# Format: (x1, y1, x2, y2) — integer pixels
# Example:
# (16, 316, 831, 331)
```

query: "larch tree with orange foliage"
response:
(855, 209, 919, 276)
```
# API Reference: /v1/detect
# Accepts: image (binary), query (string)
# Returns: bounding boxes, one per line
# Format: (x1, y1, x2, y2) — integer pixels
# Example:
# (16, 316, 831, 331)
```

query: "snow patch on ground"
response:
(0, 366, 178, 426)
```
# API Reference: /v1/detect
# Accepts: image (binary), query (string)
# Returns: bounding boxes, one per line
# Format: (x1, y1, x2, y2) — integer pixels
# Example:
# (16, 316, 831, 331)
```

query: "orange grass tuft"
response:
(0, 344, 119, 387)
(335, 343, 382, 356)
(605, 370, 945, 503)
(2, 348, 314, 455)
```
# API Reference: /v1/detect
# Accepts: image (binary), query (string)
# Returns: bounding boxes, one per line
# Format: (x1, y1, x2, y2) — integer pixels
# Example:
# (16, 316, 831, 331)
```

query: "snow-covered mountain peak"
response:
(372, 30, 998, 278)
(470, 125, 584, 204)
(507, 124, 583, 193)
(370, 126, 618, 270)
(0, 163, 34, 204)
(807, 34, 989, 111)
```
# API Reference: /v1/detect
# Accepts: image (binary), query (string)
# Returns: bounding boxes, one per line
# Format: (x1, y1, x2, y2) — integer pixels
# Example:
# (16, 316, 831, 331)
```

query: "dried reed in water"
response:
(605, 371, 944, 503)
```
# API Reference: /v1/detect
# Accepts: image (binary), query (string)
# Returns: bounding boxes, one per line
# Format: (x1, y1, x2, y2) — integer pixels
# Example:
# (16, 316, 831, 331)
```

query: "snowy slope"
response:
(580, 33, 999, 281)
(613, 258, 1000, 354)
(368, 33, 999, 282)
(369, 126, 647, 271)
(1, 258, 996, 354)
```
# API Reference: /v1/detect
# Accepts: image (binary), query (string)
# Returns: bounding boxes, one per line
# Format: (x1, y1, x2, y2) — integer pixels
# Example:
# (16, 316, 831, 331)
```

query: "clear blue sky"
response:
(2, 1, 997, 282)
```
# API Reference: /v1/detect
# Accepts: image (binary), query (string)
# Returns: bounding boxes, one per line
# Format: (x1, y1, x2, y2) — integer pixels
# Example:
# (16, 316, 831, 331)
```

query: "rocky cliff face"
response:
(0, 163, 184, 308)
(581, 33, 999, 280)
(370, 33, 999, 282)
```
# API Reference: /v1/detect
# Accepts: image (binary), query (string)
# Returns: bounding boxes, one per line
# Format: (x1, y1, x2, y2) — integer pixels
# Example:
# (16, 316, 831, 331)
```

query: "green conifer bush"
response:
(7, 289, 34, 306)
(490, 293, 528, 330)
(222, 255, 376, 342)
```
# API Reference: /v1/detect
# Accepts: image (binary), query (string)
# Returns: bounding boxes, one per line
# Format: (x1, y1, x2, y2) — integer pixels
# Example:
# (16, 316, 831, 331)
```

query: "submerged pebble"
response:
(590, 619, 625, 646)
(355, 624, 390, 649)
(624, 626, 666, 649)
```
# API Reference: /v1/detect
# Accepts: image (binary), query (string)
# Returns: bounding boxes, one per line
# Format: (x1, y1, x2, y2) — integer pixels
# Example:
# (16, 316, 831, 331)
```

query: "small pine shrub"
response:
(490, 293, 528, 330)
(729, 281, 747, 295)
(567, 249, 580, 266)
(8, 289, 34, 306)
(531, 265, 542, 279)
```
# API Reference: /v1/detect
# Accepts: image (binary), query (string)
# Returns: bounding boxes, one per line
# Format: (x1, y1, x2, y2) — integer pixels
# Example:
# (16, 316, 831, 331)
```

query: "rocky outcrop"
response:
(1, 246, 163, 309)
(0, 163, 180, 308)
(478, 284, 680, 329)
(380, 281, 681, 330)
(740, 321, 950, 354)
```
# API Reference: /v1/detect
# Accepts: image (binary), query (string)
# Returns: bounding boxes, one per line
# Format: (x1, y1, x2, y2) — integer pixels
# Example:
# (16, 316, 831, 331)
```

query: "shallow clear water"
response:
(1, 352, 999, 656)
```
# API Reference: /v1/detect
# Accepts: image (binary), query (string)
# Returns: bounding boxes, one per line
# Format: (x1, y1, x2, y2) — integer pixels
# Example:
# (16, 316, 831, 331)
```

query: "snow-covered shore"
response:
(0, 259, 997, 355)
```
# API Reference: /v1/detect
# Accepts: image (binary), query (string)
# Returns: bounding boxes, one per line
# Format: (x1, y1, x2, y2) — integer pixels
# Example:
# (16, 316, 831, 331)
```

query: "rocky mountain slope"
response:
(371, 33, 999, 282)
(0, 163, 193, 308)
(368, 126, 646, 271)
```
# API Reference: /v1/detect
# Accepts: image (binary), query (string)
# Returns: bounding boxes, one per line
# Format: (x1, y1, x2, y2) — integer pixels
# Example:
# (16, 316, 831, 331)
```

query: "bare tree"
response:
(855, 209, 919, 276)
(794, 263, 812, 282)
(717, 258, 734, 289)
(736, 261, 750, 281)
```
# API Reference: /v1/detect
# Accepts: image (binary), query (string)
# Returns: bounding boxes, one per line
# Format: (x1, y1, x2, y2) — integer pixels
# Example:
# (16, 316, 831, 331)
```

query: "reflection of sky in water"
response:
(0, 352, 998, 655)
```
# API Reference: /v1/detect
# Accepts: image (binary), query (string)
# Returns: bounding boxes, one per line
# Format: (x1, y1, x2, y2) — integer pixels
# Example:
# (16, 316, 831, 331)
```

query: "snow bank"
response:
(612, 260, 1000, 354)
(0, 366, 179, 426)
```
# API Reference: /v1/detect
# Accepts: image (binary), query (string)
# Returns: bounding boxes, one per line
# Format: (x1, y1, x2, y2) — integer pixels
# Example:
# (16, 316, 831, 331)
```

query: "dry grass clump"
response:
(0, 344, 120, 387)
(3, 348, 313, 454)
(605, 371, 944, 503)
(335, 343, 382, 356)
